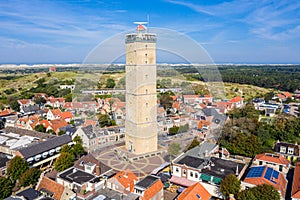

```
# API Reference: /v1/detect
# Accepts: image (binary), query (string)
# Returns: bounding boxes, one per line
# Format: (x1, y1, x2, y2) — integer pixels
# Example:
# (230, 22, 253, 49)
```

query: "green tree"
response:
(0, 177, 13, 199)
(251, 184, 280, 200)
(168, 126, 179, 135)
(34, 97, 46, 105)
(168, 143, 181, 159)
(55, 152, 74, 172)
(7, 156, 29, 182)
(8, 96, 20, 111)
(186, 139, 200, 151)
(98, 114, 114, 127)
(73, 135, 83, 144)
(220, 174, 241, 198)
(237, 184, 280, 200)
(47, 129, 56, 134)
(71, 143, 85, 158)
(34, 124, 46, 133)
(19, 168, 41, 187)
(64, 93, 72, 102)
(159, 93, 173, 110)
(60, 144, 72, 154)
(35, 77, 46, 85)
(106, 78, 115, 88)
(58, 130, 66, 135)
(236, 189, 256, 200)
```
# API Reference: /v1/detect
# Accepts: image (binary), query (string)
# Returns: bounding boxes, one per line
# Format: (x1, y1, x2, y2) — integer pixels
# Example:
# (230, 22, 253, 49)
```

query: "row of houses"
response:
(167, 140, 300, 200)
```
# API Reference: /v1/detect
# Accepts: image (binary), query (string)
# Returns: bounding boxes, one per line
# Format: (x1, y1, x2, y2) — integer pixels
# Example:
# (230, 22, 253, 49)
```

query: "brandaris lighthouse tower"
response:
(125, 23, 158, 155)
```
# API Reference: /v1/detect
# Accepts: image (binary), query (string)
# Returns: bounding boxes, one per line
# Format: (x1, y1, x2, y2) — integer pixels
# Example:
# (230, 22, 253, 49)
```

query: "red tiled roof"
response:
(283, 92, 292, 98)
(172, 102, 181, 109)
(49, 119, 68, 132)
(49, 66, 56, 71)
(244, 167, 287, 198)
(63, 102, 72, 109)
(177, 182, 211, 200)
(170, 96, 177, 101)
(18, 99, 31, 105)
(170, 175, 197, 187)
(292, 162, 300, 198)
(229, 96, 243, 103)
(216, 101, 228, 108)
(114, 170, 138, 192)
(50, 108, 62, 116)
(183, 95, 199, 99)
(197, 120, 211, 129)
(83, 119, 97, 127)
(254, 153, 290, 167)
(142, 179, 163, 200)
(276, 94, 285, 99)
(47, 96, 65, 103)
(37, 176, 64, 200)
(0, 109, 11, 117)
(58, 111, 73, 120)
(74, 153, 111, 175)
(38, 120, 51, 129)
(63, 101, 100, 109)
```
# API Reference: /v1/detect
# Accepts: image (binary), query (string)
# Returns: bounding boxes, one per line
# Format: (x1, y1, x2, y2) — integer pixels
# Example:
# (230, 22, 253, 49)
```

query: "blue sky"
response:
(1, 0, 300, 64)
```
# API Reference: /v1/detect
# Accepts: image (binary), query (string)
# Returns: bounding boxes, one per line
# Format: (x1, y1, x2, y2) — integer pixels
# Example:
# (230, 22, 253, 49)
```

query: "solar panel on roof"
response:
(247, 166, 265, 178)
(264, 167, 273, 180)
(273, 171, 279, 179)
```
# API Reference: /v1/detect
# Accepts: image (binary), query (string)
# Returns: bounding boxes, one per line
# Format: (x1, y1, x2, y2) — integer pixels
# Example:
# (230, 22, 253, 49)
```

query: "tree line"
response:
(218, 103, 300, 158)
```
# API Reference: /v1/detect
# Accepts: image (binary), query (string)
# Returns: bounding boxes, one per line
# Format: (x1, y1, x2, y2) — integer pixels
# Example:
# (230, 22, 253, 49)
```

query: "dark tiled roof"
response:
(60, 126, 77, 135)
(201, 157, 245, 179)
(3, 127, 55, 140)
(0, 153, 9, 168)
(202, 108, 226, 124)
(19, 134, 72, 159)
(202, 108, 219, 117)
(135, 175, 160, 189)
(59, 167, 95, 184)
(22, 105, 40, 113)
(16, 188, 41, 200)
(177, 155, 205, 168)
(81, 125, 96, 139)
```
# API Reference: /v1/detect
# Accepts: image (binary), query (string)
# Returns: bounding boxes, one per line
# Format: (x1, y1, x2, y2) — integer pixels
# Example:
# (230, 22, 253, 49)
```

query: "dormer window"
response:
(280, 146, 286, 153)
(288, 147, 294, 154)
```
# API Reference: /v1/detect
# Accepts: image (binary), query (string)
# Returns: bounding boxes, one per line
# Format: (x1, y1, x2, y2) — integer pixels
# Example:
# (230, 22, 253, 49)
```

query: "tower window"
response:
(145, 89, 148, 94)
(145, 60, 147, 64)
(146, 117, 148, 121)
(145, 74, 148, 79)
(145, 53, 147, 56)
(146, 103, 148, 107)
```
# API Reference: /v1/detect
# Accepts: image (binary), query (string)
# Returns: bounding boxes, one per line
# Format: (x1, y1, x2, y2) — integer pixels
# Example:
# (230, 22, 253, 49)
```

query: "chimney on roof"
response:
(124, 171, 128, 178)
(96, 165, 100, 176)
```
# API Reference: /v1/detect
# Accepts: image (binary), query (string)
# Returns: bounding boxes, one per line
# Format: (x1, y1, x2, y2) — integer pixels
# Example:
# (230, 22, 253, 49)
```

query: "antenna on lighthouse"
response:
(147, 15, 150, 32)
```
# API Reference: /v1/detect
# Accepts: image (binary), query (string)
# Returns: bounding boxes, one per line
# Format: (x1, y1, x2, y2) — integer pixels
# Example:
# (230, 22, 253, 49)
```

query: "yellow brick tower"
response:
(125, 23, 158, 155)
